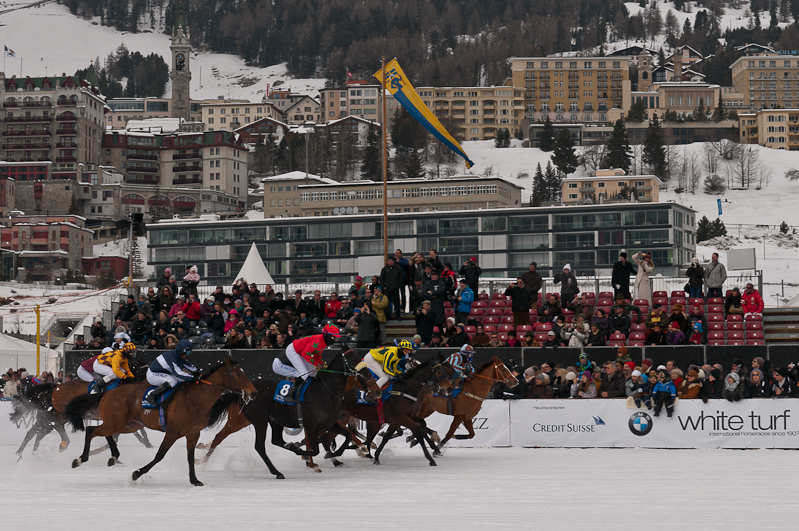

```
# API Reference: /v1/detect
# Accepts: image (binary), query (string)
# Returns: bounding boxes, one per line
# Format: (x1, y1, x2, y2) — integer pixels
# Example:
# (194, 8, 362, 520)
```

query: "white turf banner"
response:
(426, 400, 511, 447)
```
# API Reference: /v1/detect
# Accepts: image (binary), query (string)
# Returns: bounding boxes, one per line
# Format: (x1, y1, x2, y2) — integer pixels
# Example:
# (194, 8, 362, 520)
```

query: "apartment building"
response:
(260, 172, 522, 218)
(107, 97, 202, 126)
(414, 86, 525, 141)
(283, 96, 323, 125)
(201, 99, 285, 131)
(630, 82, 720, 116)
(737, 109, 799, 149)
(509, 56, 632, 125)
(561, 169, 662, 205)
(102, 128, 249, 214)
(730, 52, 799, 109)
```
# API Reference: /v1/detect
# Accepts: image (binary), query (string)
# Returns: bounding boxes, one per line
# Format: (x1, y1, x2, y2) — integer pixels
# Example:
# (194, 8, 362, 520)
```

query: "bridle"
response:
(426, 361, 457, 394)
(470, 362, 516, 386)
(198, 365, 254, 404)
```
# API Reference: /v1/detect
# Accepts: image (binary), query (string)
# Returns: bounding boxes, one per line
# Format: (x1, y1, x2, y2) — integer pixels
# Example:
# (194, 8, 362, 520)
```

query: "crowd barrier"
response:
(64, 345, 799, 381)
(425, 398, 799, 449)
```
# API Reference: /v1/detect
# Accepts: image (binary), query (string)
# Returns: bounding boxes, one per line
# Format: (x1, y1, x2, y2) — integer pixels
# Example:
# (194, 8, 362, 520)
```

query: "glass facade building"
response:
(148, 203, 697, 283)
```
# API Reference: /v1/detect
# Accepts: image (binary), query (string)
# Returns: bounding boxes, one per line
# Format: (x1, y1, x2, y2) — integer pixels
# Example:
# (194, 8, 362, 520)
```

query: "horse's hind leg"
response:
(106, 436, 121, 466)
(196, 409, 251, 465)
(408, 418, 436, 467)
(54, 422, 70, 452)
(453, 417, 476, 440)
(72, 425, 100, 468)
(133, 428, 153, 449)
(132, 432, 179, 482)
(15, 425, 39, 459)
(373, 425, 397, 466)
(253, 420, 285, 479)
(186, 432, 203, 486)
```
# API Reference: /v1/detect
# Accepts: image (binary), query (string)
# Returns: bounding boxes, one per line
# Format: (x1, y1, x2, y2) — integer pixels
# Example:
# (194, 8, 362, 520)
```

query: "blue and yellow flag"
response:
(375, 59, 474, 169)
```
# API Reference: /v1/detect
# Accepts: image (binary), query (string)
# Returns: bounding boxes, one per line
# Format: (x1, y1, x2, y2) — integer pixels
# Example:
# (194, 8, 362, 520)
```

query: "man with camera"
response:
(458, 256, 482, 293)
(504, 278, 533, 326)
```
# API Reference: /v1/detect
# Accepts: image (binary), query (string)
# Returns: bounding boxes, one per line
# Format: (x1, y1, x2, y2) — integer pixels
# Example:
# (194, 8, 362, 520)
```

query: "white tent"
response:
(233, 243, 275, 286)
(0, 333, 60, 374)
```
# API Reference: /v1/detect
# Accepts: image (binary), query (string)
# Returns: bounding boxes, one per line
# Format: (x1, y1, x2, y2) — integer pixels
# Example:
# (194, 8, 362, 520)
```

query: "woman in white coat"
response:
(632, 251, 655, 306)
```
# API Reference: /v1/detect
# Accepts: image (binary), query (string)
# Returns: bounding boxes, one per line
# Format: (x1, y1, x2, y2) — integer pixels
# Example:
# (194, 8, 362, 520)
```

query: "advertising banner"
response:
(509, 399, 799, 449)
(425, 400, 511, 447)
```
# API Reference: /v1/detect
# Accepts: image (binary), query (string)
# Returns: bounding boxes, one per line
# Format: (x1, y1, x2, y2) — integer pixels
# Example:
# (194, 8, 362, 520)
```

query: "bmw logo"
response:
(629, 412, 653, 436)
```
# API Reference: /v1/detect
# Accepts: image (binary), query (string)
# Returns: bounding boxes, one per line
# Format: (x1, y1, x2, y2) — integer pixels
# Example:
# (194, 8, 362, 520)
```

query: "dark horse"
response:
(14, 358, 153, 457)
(335, 357, 457, 467)
(66, 357, 258, 486)
(8, 383, 67, 459)
(195, 349, 380, 476)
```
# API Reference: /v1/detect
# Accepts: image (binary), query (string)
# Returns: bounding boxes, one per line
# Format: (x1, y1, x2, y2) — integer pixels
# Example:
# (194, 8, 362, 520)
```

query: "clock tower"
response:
(170, 0, 191, 122)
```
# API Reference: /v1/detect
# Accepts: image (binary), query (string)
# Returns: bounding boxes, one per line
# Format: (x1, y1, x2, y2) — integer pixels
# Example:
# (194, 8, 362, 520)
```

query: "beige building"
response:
(201, 99, 284, 131)
(509, 56, 632, 125)
(260, 172, 522, 218)
(630, 82, 720, 117)
(730, 52, 799, 110)
(283, 96, 323, 125)
(319, 84, 392, 122)
(561, 169, 662, 205)
(720, 86, 746, 110)
(737, 109, 799, 149)
(107, 97, 202, 127)
(413, 86, 525, 141)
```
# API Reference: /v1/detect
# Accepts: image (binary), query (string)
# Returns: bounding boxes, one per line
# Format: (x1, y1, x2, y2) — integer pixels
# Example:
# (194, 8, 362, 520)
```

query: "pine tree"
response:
(544, 161, 563, 201)
(68, 193, 79, 215)
(539, 117, 556, 152)
(694, 97, 707, 122)
(710, 217, 727, 238)
(360, 126, 381, 179)
(551, 129, 578, 176)
(626, 100, 648, 122)
(404, 148, 425, 179)
(606, 119, 632, 173)
(697, 215, 712, 243)
(712, 96, 725, 122)
(780, 221, 789, 234)
(643, 113, 667, 179)
(531, 163, 545, 206)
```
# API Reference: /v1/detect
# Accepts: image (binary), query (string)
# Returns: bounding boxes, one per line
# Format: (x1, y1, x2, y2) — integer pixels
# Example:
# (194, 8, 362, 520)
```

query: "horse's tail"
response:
(8, 398, 33, 427)
(26, 383, 56, 410)
(65, 394, 104, 432)
(205, 393, 241, 430)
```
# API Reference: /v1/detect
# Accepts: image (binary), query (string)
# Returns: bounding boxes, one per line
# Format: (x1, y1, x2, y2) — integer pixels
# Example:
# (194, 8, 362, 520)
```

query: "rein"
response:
(197, 365, 253, 404)
(469, 362, 514, 386)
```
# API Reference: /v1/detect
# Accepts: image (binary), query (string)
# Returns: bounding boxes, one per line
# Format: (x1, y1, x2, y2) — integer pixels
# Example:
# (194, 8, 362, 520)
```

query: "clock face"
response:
(176, 53, 185, 71)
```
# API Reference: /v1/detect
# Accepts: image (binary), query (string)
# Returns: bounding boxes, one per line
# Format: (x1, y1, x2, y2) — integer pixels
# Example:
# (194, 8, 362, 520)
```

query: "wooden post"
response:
(381, 56, 388, 260)
(35, 305, 40, 375)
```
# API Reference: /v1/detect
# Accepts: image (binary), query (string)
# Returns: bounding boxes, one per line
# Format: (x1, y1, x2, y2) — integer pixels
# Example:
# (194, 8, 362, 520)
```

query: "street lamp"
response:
(291, 122, 315, 185)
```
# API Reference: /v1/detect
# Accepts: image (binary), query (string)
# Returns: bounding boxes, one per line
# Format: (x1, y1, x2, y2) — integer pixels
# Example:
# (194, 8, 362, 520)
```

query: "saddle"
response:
(356, 382, 394, 405)
(141, 383, 182, 410)
(88, 380, 120, 394)
(273, 378, 313, 405)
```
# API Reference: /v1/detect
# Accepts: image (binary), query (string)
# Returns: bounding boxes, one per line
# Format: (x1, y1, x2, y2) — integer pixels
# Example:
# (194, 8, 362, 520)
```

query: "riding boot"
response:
(93, 380, 106, 393)
(363, 393, 377, 405)
(283, 379, 303, 404)
(147, 383, 171, 405)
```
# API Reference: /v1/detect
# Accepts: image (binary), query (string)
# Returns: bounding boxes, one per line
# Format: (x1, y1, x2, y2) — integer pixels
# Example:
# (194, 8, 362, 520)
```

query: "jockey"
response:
(146, 339, 199, 405)
(363, 339, 416, 389)
(76, 348, 110, 383)
(447, 344, 475, 380)
(273, 324, 341, 403)
(93, 343, 136, 392)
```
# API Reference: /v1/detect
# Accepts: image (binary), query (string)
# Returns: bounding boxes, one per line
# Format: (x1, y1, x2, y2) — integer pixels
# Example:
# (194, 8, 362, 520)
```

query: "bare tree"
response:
(703, 143, 720, 176)
(709, 138, 741, 161)
(579, 144, 608, 171)
(687, 150, 702, 193)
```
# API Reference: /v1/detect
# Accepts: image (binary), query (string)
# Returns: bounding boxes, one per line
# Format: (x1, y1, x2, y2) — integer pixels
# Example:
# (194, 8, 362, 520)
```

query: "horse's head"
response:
(492, 357, 519, 388)
(343, 349, 381, 398)
(427, 352, 459, 396)
(219, 357, 258, 403)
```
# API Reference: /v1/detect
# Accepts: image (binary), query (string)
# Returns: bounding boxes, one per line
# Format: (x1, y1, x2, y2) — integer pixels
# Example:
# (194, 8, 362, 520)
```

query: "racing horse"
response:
(66, 357, 257, 486)
(195, 349, 381, 476)
(13, 358, 153, 457)
(414, 357, 518, 449)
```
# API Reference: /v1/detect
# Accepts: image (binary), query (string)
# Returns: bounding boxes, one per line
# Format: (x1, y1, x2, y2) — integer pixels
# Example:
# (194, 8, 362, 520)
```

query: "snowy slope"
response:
(0, 1, 326, 100)
(450, 140, 799, 302)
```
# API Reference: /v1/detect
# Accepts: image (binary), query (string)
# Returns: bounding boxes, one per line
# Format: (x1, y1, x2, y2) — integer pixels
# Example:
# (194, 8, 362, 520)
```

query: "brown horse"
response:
(66, 357, 257, 486)
(415, 357, 518, 448)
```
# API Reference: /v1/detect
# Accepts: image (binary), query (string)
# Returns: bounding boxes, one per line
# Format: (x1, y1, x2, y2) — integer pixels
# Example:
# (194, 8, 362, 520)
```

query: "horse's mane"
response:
(403, 359, 430, 380)
(475, 359, 497, 373)
(201, 358, 238, 379)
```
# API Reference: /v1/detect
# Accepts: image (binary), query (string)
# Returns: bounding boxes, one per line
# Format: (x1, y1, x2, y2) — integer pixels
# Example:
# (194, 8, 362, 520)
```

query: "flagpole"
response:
(381, 56, 388, 261)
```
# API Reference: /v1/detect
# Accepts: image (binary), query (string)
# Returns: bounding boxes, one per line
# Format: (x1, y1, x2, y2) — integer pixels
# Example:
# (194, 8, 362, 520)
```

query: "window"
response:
(481, 216, 507, 232)
(509, 234, 548, 250)
(439, 237, 478, 252)
(439, 218, 478, 234)
(508, 216, 548, 231)
(554, 233, 594, 248)
(417, 219, 438, 234)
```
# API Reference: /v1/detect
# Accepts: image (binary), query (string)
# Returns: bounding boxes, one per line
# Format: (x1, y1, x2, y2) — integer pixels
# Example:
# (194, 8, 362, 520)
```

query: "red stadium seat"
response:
(653, 298, 668, 307)
(653, 291, 667, 298)
(433, 326, 440, 334)
(727, 322, 744, 332)
(486, 308, 503, 317)
(628, 342, 645, 347)
(597, 299, 613, 307)
(504, 308, 514, 316)
(472, 301, 488, 309)
(708, 323, 724, 332)
(499, 325, 515, 333)
(708, 297, 723, 305)
(564, 315, 573, 323)
(583, 292, 596, 299)
(464, 326, 476, 335)
(727, 314, 743, 322)
(745, 313, 763, 322)
(727, 331, 744, 341)
(469, 308, 486, 317)
(477, 293, 489, 301)
(535, 322, 553, 332)
(746, 331, 765, 341)
(599, 291, 614, 299)
(498, 333, 509, 342)
(708, 314, 724, 323)
(708, 332, 725, 341)
(631, 324, 646, 332)
(546, 292, 560, 300)
(444, 301, 452, 309)
(535, 333, 548, 344)
(445, 309, 455, 318)
(610, 332, 626, 342)
(708, 305, 723, 314)
(745, 322, 763, 332)
(491, 293, 507, 301)
(725, 290, 733, 298)
(484, 325, 497, 333)
(489, 300, 506, 308)
(708, 340, 726, 346)
(629, 332, 646, 342)
(747, 340, 765, 346)
(633, 299, 649, 307)
(483, 316, 500, 326)
(670, 291, 684, 298)
(501, 316, 515, 324)
(688, 298, 705, 308)
(670, 298, 687, 307)
(608, 342, 626, 348)
(727, 340, 745, 346)
(516, 325, 533, 334)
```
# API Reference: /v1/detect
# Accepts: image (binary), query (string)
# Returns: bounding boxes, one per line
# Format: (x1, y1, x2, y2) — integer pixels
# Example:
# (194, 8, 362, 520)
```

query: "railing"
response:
(3, 130, 50, 136)
(57, 100, 77, 106)
(172, 165, 202, 172)
(172, 153, 200, 160)
(56, 115, 76, 121)
(126, 177, 159, 185)
(3, 101, 52, 108)
(55, 156, 76, 162)
(172, 178, 201, 185)
(56, 142, 75, 148)
(127, 165, 158, 173)
(3, 143, 50, 150)
(4, 116, 51, 122)
(127, 153, 158, 161)
(56, 128, 77, 135)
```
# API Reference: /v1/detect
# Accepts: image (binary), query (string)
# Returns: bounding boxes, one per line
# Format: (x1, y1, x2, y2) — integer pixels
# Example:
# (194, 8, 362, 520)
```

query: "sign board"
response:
(717, 198, 722, 216)
(727, 248, 757, 271)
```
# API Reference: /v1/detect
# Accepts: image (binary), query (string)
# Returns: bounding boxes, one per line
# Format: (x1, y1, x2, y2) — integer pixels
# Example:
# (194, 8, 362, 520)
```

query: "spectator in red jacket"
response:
(741, 283, 764, 314)
(325, 291, 342, 320)
(183, 294, 202, 321)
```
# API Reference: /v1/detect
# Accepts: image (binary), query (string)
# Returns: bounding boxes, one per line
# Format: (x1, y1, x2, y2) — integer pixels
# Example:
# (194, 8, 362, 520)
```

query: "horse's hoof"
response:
(144, 443, 154, 450)
(355, 448, 365, 458)
(196, 443, 210, 450)
(16, 453, 23, 462)
(373, 459, 381, 466)
(71, 458, 82, 468)
(433, 451, 442, 457)
(312, 467, 322, 474)
(332, 460, 343, 467)
(429, 460, 437, 467)
(324, 451, 333, 459)
(108, 457, 118, 467)
(191, 480, 205, 487)
(275, 473, 285, 480)
(131, 470, 142, 481)
(59, 441, 69, 453)
(431, 432, 441, 445)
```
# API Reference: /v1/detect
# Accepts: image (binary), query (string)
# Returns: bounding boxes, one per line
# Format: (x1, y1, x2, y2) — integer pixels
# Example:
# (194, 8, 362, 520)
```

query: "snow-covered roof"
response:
(260, 171, 338, 184)
(324, 115, 380, 127)
(124, 117, 182, 133)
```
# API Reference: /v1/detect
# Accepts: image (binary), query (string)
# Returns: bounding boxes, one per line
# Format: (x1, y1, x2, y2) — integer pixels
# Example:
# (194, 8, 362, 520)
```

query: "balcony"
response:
(583, 106, 594, 112)
(126, 177, 158, 185)
(580, 186, 595, 193)
(127, 165, 158, 173)
(172, 165, 202, 173)
(56, 115, 76, 122)
(4, 129, 50, 136)
(3, 143, 50, 150)
(4, 116, 51, 123)
(128, 153, 158, 161)
(56, 128, 77, 135)
(56, 156, 77, 163)
(172, 177, 202, 185)
(3, 101, 52, 108)
(56, 142, 75, 148)
(635, 185, 653, 191)
(172, 153, 200, 160)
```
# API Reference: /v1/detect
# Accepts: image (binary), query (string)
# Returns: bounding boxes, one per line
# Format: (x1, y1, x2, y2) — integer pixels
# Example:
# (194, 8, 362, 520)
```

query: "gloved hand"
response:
(702, 397, 708, 404)
(615, 284, 620, 289)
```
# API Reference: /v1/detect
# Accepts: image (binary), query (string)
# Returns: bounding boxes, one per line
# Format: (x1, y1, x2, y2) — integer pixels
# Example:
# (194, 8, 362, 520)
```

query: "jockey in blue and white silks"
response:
(447, 344, 475, 379)
(145, 339, 198, 404)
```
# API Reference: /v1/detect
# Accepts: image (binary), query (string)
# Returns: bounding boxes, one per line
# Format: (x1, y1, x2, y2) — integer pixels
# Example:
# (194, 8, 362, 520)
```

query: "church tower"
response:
(637, 49, 653, 92)
(170, 0, 191, 122)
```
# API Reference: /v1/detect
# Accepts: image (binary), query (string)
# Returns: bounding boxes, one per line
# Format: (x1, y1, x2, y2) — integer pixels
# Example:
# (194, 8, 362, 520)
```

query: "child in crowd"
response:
(630, 370, 651, 409)
(688, 321, 704, 345)
(652, 369, 677, 417)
